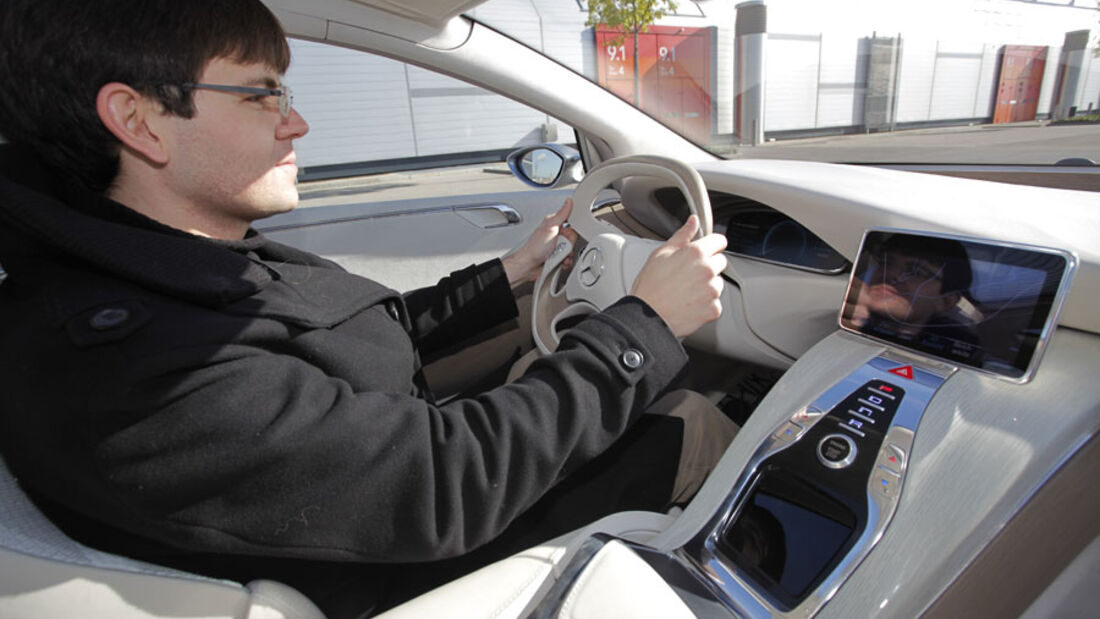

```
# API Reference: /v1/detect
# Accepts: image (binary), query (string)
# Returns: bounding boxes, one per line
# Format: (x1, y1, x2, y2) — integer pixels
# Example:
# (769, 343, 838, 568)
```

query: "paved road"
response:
(735, 121, 1100, 165)
(298, 165, 528, 208)
(295, 122, 1100, 208)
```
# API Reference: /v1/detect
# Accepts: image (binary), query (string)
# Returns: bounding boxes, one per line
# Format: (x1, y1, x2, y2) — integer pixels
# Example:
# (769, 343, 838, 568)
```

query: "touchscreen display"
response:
(840, 230, 1074, 380)
(720, 472, 856, 607)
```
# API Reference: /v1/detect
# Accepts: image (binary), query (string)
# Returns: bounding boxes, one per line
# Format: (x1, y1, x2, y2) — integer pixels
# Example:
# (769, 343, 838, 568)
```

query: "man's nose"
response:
(278, 107, 309, 139)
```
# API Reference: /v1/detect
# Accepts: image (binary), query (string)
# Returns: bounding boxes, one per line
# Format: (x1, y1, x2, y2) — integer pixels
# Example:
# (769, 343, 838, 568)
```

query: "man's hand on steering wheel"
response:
(527, 155, 719, 354)
(630, 215, 728, 338)
(503, 198, 578, 286)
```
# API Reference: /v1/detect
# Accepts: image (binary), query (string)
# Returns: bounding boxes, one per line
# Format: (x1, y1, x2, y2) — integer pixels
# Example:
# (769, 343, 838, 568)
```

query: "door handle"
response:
(455, 204, 522, 229)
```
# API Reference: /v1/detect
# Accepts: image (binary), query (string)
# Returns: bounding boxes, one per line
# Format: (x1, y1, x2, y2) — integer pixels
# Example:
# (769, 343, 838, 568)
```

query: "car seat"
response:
(0, 453, 324, 619)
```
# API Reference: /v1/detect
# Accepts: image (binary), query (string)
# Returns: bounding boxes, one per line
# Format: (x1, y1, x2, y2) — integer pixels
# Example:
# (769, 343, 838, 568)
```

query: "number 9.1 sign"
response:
(594, 25, 715, 144)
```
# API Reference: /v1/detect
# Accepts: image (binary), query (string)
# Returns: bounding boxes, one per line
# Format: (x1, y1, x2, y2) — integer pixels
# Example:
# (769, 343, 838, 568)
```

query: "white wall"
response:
(894, 38, 937, 123)
(1077, 51, 1100, 112)
(765, 35, 821, 131)
(764, 0, 1096, 46)
(816, 34, 866, 128)
(284, 0, 1099, 171)
(285, 41, 416, 167)
(285, 38, 565, 170)
(928, 42, 987, 120)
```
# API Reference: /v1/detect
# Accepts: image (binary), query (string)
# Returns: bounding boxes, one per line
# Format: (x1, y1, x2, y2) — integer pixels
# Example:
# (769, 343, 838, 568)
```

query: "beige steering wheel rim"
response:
(531, 155, 712, 355)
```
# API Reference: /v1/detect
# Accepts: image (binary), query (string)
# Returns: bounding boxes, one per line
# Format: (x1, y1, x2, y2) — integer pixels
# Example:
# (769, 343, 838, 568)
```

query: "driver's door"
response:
(260, 38, 577, 291)
(257, 38, 577, 392)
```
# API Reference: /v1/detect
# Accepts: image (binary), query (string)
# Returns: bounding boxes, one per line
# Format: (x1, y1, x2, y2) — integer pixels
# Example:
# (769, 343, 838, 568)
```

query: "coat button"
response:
(89, 307, 130, 330)
(385, 300, 401, 321)
(621, 348, 644, 369)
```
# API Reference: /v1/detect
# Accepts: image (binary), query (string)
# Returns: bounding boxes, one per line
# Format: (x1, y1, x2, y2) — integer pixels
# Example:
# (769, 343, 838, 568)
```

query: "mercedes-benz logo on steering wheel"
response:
(578, 247, 604, 287)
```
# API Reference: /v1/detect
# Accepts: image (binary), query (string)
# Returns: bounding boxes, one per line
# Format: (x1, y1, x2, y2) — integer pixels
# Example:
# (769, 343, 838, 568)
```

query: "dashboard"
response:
(520, 159, 1100, 619)
(653, 187, 849, 275)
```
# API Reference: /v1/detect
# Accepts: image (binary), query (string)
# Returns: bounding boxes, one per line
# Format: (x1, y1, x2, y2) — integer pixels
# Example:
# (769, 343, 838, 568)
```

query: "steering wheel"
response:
(531, 155, 713, 354)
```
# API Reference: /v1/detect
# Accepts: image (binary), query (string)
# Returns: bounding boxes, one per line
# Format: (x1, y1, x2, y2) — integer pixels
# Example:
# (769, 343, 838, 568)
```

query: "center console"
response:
(682, 353, 952, 617)
(527, 229, 1077, 619)
(529, 351, 953, 619)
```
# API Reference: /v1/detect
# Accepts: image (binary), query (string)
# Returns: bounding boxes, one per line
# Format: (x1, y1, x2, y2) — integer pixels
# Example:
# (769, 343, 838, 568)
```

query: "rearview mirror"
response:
(506, 144, 582, 189)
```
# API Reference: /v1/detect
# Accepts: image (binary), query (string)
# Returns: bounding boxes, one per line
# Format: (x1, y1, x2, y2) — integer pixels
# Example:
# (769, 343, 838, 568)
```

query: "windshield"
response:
(467, 0, 1100, 166)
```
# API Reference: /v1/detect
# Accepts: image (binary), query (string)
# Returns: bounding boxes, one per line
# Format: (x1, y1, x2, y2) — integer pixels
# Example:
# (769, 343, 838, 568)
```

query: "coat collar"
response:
(0, 144, 272, 307)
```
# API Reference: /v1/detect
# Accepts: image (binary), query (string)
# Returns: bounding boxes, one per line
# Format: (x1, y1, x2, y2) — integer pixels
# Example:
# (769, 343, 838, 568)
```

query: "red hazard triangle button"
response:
(888, 365, 914, 380)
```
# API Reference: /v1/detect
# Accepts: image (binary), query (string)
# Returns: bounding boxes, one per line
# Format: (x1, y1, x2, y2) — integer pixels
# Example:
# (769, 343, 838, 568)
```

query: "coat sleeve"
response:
(82, 297, 687, 564)
(401, 259, 518, 357)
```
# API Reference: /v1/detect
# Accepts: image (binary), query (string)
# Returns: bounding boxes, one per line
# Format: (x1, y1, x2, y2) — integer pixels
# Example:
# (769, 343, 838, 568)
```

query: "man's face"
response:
(862, 250, 957, 327)
(163, 57, 308, 231)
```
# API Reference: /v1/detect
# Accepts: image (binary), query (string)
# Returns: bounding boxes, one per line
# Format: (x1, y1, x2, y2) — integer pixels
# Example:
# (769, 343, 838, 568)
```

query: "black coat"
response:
(0, 147, 688, 566)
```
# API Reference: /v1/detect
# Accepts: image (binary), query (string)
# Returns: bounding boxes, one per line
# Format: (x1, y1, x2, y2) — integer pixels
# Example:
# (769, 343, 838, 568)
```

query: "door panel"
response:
(269, 37, 580, 292)
(259, 188, 572, 291)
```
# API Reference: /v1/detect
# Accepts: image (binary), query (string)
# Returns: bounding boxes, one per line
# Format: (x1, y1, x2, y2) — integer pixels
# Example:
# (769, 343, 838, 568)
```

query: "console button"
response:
(876, 454, 901, 476)
(887, 443, 907, 467)
(875, 443, 905, 474)
(773, 421, 805, 443)
(872, 470, 900, 499)
(868, 381, 904, 404)
(818, 433, 857, 469)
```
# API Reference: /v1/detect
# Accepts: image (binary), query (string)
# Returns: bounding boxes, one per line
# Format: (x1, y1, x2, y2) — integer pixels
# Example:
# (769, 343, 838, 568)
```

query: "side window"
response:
(284, 39, 576, 197)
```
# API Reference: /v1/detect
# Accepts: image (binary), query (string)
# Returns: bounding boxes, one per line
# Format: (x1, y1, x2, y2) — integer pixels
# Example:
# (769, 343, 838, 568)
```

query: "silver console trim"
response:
(681, 352, 955, 618)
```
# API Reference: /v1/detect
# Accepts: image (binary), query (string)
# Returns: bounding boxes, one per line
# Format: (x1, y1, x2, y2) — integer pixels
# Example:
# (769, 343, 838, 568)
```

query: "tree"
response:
(586, 0, 678, 107)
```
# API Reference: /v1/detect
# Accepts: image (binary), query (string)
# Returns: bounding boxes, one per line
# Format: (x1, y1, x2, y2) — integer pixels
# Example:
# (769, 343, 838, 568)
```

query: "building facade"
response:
(284, 0, 1100, 177)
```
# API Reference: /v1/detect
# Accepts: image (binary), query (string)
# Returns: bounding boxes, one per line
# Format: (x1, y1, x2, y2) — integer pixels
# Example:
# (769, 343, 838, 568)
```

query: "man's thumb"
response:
(668, 215, 699, 246)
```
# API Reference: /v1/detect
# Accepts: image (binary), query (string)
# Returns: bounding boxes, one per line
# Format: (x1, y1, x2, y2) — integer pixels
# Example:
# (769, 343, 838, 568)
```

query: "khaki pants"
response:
(647, 389, 739, 503)
(509, 351, 738, 505)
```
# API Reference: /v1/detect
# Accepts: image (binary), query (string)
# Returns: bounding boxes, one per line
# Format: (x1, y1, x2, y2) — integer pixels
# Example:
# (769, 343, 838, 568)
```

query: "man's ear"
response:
(95, 83, 170, 165)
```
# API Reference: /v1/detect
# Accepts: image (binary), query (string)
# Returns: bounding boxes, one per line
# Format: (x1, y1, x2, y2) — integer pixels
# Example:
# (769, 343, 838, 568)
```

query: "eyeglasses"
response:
(882, 255, 944, 284)
(182, 82, 293, 119)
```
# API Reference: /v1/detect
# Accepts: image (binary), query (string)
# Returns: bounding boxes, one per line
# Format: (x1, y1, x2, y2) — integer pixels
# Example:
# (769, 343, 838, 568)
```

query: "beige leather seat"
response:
(0, 454, 324, 619)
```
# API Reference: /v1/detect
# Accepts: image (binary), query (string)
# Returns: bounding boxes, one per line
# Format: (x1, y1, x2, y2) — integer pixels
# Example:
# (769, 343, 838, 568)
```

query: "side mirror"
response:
(506, 144, 583, 189)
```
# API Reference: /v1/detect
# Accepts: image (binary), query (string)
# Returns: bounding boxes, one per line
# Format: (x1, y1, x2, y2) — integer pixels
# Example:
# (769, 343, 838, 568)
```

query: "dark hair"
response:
(881, 234, 973, 294)
(0, 0, 290, 193)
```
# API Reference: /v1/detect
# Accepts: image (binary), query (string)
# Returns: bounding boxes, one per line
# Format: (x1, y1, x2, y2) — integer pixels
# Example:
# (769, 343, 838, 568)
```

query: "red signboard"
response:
(993, 46, 1047, 124)
(595, 25, 713, 143)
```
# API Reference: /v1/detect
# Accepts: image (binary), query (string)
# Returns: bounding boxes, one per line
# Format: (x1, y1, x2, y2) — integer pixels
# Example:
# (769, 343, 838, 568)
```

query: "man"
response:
(848, 234, 980, 359)
(0, 0, 733, 615)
